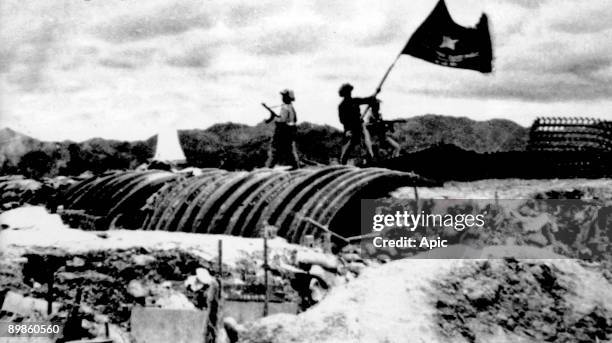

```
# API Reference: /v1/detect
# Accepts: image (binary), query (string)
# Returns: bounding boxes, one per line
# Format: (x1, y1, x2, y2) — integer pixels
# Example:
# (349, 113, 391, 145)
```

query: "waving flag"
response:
(402, 0, 493, 73)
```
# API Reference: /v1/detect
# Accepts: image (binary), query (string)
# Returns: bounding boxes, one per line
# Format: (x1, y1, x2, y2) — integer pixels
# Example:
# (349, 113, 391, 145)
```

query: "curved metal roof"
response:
(58, 166, 435, 243)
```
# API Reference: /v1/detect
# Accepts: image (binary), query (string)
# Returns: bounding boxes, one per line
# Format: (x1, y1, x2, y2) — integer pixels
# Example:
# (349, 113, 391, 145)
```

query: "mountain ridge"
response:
(0, 115, 529, 177)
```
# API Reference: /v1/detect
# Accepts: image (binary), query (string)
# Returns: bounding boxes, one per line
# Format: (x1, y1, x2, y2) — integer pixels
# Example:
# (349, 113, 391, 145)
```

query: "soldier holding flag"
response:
(336, 0, 492, 164)
(338, 83, 378, 165)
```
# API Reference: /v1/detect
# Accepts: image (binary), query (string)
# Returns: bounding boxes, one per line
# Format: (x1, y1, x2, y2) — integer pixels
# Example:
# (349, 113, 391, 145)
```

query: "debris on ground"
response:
(240, 247, 612, 343)
(1, 177, 611, 342)
(0, 206, 345, 340)
(434, 258, 612, 343)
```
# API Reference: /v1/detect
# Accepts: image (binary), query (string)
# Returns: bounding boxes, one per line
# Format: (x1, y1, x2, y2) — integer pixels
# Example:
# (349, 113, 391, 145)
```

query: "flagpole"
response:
(361, 50, 403, 120)
(375, 51, 403, 94)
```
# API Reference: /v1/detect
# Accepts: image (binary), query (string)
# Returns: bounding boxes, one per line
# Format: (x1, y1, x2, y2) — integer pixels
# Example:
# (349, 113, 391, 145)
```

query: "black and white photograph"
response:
(0, 0, 611, 342)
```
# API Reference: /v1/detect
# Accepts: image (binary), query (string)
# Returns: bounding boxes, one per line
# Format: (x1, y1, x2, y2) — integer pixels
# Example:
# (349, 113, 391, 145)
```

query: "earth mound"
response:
(240, 247, 612, 343)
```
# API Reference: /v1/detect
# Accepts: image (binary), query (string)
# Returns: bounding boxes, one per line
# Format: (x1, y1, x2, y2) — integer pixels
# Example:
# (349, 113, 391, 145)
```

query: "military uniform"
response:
(266, 90, 300, 169)
(366, 100, 401, 158)
(338, 83, 376, 164)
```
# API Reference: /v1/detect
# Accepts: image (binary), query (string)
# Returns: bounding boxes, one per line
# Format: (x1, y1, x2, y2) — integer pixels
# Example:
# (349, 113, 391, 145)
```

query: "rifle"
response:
(368, 118, 408, 126)
(367, 118, 408, 132)
(382, 119, 409, 125)
(261, 103, 278, 124)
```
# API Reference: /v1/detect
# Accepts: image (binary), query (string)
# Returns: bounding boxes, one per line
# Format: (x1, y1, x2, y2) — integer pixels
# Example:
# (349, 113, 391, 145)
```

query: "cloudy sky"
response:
(1, 0, 611, 141)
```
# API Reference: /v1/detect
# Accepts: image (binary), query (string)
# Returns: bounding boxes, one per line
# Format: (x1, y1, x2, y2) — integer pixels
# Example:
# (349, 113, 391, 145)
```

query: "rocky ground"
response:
(240, 249, 612, 343)
(0, 206, 346, 342)
(240, 179, 612, 343)
(1, 178, 611, 342)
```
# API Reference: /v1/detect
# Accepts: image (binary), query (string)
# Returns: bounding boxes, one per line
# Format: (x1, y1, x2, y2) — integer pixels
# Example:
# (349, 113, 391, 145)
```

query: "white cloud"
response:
(90, 1, 215, 43)
(0, 0, 611, 141)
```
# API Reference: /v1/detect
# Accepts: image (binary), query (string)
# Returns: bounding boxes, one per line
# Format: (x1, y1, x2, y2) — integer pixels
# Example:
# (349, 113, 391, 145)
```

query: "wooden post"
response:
(263, 230, 269, 317)
(61, 287, 84, 341)
(323, 232, 332, 254)
(46, 269, 54, 315)
(413, 186, 421, 213)
(495, 190, 499, 209)
(217, 240, 223, 296)
(206, 239, 223, 343)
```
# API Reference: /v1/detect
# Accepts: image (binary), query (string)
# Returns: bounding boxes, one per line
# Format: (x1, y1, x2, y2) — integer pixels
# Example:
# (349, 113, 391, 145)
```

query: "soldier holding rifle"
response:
(365, 99, 402, 158)
(263, 89, 300, 169)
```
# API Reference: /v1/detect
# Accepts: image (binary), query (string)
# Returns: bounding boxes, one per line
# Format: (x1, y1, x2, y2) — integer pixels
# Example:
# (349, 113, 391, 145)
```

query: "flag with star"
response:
(402, 0, 493, 73)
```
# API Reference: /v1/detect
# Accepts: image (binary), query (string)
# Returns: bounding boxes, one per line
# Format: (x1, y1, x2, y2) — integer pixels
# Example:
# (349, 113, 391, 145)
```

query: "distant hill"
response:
(0, 115, 528, 177)
(393, 115, 528, 153)
(0, 128, 48, 166)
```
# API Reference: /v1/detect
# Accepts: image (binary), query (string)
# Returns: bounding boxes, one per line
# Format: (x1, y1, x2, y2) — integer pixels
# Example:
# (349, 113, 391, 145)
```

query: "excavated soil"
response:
(434, 258, 612, 342)
(0, 206, 340, 337)
(240, 249, 612, 343)
(2, 178, 611, 342)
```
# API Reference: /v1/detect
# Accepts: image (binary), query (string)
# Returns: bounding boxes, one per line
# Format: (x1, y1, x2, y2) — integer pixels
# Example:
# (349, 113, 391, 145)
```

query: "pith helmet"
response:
(280, 89, 295, 101)
(338, 83, 353, 96)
